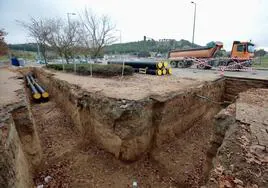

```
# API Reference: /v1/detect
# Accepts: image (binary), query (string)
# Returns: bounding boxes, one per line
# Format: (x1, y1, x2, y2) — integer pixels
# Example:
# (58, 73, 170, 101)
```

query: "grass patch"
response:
(252, 56, 268, 68)
(0, 55, 9, 62)
(46, 63, 133, 76)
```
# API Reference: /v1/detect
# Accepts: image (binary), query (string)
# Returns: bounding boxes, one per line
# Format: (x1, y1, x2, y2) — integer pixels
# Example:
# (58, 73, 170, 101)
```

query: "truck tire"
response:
(197, 63, 205, 69)
(185, 60, 193, 68)
(178, 61, 185, 68)
(227, 61, 241, 70)
(170, 61, 177, 68)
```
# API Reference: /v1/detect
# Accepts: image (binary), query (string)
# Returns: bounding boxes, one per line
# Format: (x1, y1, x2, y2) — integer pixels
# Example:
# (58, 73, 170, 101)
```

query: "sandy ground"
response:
(0, 67, 23, 106)
(45, 69, 217, 101)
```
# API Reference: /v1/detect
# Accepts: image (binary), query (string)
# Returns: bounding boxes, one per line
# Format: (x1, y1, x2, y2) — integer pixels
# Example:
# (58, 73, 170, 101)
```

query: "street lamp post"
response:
(191, 1, 196, 47)
(67, 12, 76, 29)
(116, 29, 122, 43)
(115, 29, 124, 77)
(66, 13, 76, 71)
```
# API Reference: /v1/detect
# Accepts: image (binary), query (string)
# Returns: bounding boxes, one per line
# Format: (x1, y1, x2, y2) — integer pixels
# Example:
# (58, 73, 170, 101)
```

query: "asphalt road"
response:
(172, 68, 268, 81)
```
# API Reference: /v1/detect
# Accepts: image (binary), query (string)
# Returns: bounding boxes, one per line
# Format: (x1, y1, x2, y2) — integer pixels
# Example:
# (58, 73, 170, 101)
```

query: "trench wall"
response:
(0, 84, 41, 188)
(153, 80, 225, 147)
(34, 68, 226, 161)
(224, 77, 268, 101)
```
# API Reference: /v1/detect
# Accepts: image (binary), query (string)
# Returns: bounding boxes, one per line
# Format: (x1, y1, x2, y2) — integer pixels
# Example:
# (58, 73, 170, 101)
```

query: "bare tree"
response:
(17, 18, 50, 65)
(80, 8, 116, 59)
(46, 18, 80, 63)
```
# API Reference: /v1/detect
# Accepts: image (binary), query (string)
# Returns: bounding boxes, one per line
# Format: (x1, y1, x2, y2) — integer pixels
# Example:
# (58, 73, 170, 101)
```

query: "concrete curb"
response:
(254, 68, 268, 71)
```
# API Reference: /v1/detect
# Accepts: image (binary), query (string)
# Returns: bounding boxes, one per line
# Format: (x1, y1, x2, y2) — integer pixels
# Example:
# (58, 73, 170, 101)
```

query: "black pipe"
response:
(28, 74, 49, 98)
(166, 68, 172, 74)
(133, 68, 162, 76)
(108, 60, 163, 69)
(146, 69, 162, 75)
(25, 75, 41, 100)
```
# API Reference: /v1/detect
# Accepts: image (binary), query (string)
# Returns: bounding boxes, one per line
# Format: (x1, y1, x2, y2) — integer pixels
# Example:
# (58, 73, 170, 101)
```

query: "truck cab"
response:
(230, 41, 255, 59)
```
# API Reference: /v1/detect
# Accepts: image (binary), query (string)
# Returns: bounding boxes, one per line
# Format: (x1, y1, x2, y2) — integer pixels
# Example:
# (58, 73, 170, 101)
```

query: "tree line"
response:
(8, 39, 200, 57)
(104, 39, 199, 54)
(17, 8, 116, 65)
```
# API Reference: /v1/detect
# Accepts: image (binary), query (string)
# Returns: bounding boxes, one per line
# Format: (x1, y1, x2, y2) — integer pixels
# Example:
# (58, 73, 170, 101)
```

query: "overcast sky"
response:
(0, 0, 267, 50)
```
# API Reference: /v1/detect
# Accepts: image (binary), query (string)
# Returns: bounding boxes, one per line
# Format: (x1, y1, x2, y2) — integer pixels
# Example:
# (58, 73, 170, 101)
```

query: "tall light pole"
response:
(66, 13, 76, 71)
(67, 12, 76, 29)
(116, 29, 122, 43)
(191, 1, 196, 47)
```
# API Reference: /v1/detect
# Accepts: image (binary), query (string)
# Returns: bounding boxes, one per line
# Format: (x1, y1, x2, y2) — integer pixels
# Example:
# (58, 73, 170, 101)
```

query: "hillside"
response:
(8, 43, 38, 52)
(104, 39, 200, 54)
(8, 39, 199, 55)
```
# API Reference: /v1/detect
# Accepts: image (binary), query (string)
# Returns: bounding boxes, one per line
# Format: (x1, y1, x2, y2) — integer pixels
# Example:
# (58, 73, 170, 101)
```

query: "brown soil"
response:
(151, 108, 220, 187)
(3, 67, 267, 188)
(206, 89, 268, 188)
(0, 68, 23, 106)
(45, 69, 208, 100)
(32, 100, 177, 188)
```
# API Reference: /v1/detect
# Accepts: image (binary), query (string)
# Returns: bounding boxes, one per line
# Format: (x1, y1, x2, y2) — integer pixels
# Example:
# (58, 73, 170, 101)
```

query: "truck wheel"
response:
(185, 60, 193, 68)
(228, 61, 241, 70)
(204, 66, 212, 69)
(197, 63, 205, 69)
(178, 61, 185, 68)
(170, 61, 177, 68)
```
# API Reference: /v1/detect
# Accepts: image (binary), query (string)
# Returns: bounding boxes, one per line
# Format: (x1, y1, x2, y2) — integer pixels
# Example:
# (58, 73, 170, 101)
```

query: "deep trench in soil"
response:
(16, 75, 268, 188)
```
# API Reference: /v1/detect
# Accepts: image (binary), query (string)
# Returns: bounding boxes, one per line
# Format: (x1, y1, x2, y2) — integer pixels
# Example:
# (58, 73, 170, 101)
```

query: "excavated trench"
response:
(3, 68, 267, 187)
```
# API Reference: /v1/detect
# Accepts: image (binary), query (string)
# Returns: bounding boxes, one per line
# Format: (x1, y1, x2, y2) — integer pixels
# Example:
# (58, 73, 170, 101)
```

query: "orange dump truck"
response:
(168, 41, 254, 69)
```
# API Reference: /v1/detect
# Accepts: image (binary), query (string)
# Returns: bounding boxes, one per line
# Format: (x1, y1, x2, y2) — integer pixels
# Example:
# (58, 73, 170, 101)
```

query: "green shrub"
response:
(46, 63, 133, 76)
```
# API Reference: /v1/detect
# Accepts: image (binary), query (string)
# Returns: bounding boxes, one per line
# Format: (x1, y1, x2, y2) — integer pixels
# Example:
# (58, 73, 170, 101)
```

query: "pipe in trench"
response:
(26, 75, 41, 100)
(28, 74, 49, 98)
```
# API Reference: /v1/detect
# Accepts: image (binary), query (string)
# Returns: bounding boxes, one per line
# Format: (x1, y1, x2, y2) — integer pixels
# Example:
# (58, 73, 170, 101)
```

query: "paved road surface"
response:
(172, 68, 268, 81)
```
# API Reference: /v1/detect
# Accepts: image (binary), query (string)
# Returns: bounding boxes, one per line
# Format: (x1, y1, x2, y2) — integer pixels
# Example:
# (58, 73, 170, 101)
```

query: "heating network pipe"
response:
(108, 60, 164, 69)
(26, 75, 41, 100)
(28, 74, 49, 98)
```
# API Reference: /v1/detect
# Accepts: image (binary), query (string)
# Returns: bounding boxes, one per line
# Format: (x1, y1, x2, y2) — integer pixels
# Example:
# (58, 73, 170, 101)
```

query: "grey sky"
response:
(0, 0, 267, 50)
